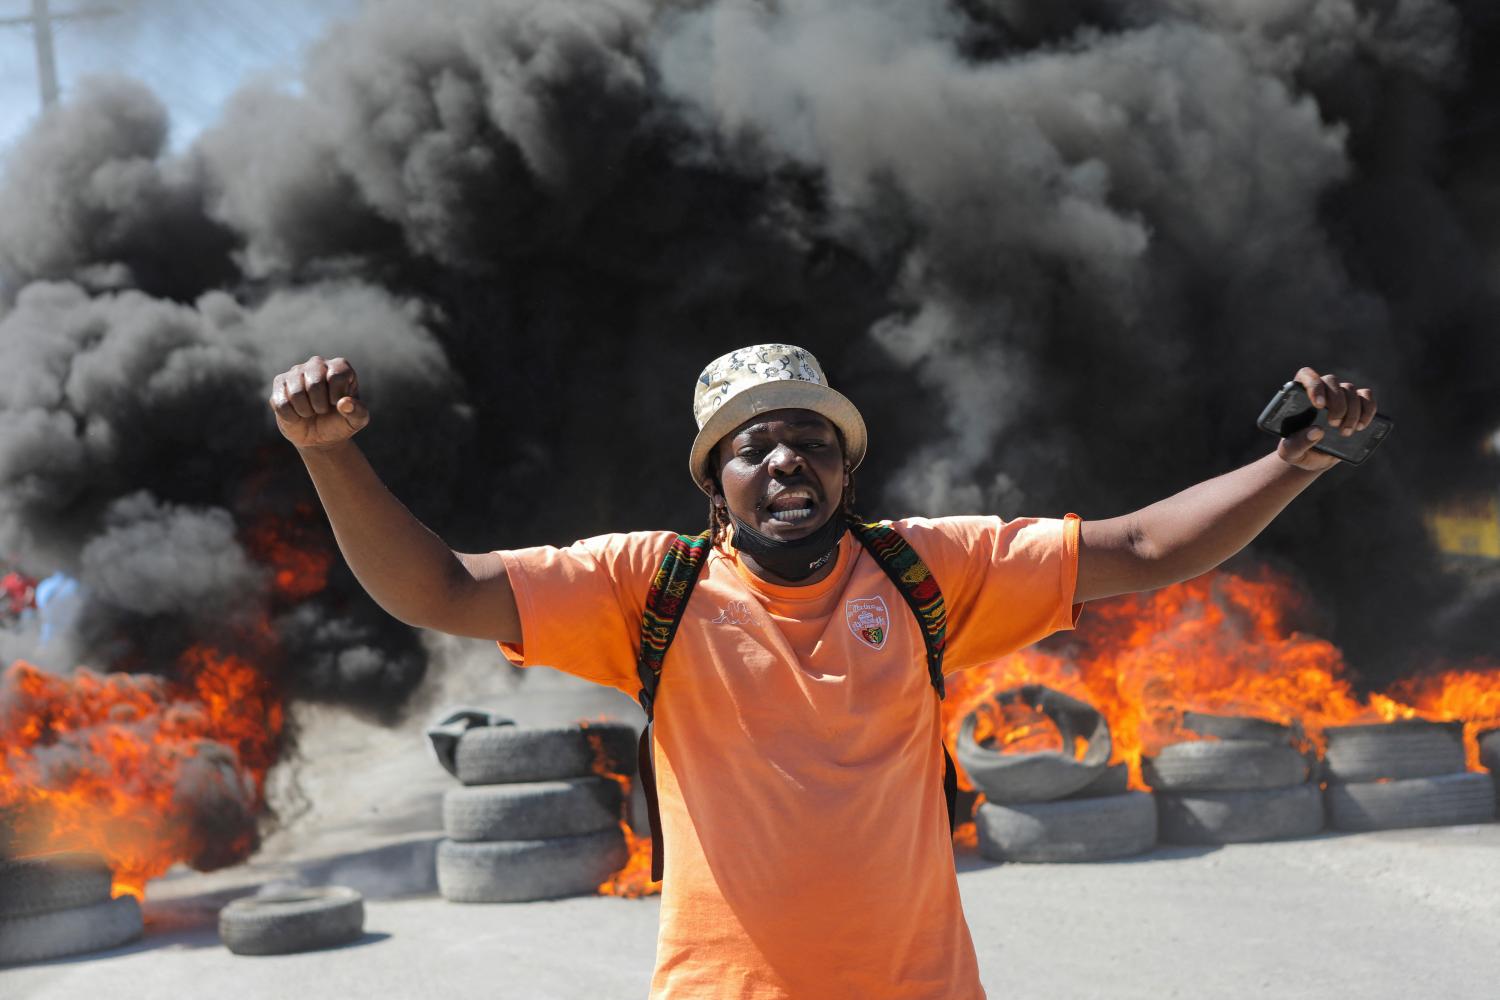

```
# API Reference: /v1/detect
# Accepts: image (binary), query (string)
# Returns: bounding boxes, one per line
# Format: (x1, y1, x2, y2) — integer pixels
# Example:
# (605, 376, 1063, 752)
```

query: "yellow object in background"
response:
(1428, 495, 1500, 559)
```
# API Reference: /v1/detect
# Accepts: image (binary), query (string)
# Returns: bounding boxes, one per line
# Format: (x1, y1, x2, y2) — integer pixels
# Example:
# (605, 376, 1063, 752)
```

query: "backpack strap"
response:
(635, 531, 712, 881)
(847, 517, 959, 831)
(637, 531, 714, 717)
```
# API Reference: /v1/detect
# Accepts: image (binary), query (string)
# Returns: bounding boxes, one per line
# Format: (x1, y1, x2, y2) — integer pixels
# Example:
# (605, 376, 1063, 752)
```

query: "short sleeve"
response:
(497, 531, 675, 695)
(891, 514, 1082, 674)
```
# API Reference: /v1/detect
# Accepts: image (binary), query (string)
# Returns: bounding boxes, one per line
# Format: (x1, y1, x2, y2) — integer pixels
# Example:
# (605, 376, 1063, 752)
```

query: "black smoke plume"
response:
(0, 0, 1496, 727)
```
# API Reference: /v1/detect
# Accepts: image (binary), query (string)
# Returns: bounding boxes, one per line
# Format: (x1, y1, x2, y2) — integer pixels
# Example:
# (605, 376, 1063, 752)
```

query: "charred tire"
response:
(956, 686, 1111, 804)
(0, 852, 114, 918)
(1322, 720, 1467, 784)
(455, 723, 636, 786)
(1182, 712, 1297, 744)
(0, 895, 142, 965)
(975, 792, 1157, 863)
(1156, 782, 1324, 845)
(443, 777, 623, 841)
(1324, 771, 1497, 832)
(437, 828, 627, 903)
(1142, 739, 1308, 793)
(219, 886, 365, 956)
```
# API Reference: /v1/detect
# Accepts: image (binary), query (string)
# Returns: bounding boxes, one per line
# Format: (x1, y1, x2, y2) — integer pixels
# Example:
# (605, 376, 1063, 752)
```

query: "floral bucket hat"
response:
(689, 344, 867, 493)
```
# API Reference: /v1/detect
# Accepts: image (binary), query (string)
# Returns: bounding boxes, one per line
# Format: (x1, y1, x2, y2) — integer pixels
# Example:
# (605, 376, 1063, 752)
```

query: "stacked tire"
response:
(436, 722, 636, 903)
(0, 853, 142, 965)
(1147, 713, 1323, 845)
(1322, 720, 1496, 832)
(963, 686, 1157, 863)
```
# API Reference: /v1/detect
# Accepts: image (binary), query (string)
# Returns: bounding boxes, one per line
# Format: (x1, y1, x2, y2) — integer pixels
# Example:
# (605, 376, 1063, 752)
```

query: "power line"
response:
(0, 0, 116, 111)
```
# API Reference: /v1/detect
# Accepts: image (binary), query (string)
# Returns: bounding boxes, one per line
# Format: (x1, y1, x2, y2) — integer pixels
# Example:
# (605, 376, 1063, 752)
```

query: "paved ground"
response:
(5, 655, 1500, 999)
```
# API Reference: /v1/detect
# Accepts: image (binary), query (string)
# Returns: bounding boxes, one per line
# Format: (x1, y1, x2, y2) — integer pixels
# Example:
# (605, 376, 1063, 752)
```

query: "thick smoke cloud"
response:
(0, 78, 237, 299)
(0, 0, 1495, 718)
(78, 492, 265, 616)
(0, 277, 457, 706)
(656, 3, 1361, 510)
(197, 0, 655, 275)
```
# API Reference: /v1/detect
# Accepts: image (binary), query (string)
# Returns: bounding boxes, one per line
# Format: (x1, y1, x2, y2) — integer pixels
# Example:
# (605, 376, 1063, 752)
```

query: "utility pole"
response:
(0, 0, 116, 112)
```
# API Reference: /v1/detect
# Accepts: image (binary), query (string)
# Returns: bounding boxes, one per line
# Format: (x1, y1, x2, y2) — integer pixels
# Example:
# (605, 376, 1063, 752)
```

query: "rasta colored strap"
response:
(637, 530, 713, 715)
(847, 517, 958, 832)
(635, 530, 712, 881)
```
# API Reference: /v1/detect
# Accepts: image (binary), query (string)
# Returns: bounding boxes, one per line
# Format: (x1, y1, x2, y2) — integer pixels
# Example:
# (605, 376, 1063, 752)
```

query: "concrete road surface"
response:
(5, 826, 1499, 999)
(4, 660, 1498, 998)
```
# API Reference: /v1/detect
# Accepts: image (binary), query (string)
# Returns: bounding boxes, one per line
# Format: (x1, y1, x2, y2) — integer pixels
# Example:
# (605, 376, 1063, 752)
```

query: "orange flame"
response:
(244, 509, 332, 601)
(0, 647, 283, 898)
(581, 720, 661, 898)
(597, 826, 661, 899)
(1387, 667, 1500, 771)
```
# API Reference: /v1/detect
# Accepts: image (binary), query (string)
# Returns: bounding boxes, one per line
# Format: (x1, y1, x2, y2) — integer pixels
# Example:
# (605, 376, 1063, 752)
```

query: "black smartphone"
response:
(1257, 381, 1393, 466)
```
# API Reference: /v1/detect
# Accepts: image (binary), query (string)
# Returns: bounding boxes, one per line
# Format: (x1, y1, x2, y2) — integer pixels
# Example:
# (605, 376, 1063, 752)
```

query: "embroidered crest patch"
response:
(846, 596, 890, 650)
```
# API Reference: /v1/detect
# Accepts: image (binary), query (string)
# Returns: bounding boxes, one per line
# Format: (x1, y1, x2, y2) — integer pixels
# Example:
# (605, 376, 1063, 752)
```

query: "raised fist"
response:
(269, 356, 370, 450)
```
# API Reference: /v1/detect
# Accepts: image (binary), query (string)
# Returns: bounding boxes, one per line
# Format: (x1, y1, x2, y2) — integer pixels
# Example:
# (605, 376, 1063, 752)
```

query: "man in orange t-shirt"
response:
(271, 344, 1379, 999)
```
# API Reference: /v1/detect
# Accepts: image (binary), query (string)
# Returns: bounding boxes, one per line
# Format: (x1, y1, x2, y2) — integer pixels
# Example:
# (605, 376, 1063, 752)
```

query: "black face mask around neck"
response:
(728, 510, 848, 582)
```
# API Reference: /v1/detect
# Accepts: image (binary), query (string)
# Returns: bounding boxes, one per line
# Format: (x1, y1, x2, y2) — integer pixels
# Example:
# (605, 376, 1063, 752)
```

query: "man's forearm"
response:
(297, 441, 469, 627)
(1130, 452, 1322, 575)
(1080, 453, 1323, 600)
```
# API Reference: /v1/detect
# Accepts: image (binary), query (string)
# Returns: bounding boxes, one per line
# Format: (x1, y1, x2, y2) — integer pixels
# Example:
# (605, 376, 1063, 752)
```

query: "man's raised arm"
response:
(1076, 367, 1378, 604)
(270, 355, 521, 643)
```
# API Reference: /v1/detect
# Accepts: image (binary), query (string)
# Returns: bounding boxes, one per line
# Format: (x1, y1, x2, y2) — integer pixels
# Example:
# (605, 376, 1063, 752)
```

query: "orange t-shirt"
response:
(499, 514, 1082, 1000)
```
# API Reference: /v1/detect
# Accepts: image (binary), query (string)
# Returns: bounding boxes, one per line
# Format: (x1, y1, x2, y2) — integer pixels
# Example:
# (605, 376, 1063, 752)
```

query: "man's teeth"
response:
(769, 501, 816, 523)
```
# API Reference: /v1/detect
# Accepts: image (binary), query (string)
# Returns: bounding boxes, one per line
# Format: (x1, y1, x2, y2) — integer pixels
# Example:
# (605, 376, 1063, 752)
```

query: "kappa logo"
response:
(845, 596, 890, 651)
(711, 600, 757, 626)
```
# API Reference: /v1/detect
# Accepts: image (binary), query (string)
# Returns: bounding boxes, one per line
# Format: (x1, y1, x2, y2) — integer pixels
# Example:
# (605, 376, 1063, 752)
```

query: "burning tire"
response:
(974, 792, 1157, 863)
(219, 886, 365, 956)
(443, 777, 623, 841)
(0, 852, 114, 919)
(1181, 711, 1298, 744)
(437, 827, 628, 903)
(1322, 720, 1467, 784)
(1324, 771, 1497, 832)
(955, 685, 1112, 804)
(455, 722, 637, 786)
(0, 894, 142, 965)
(1142, 739, 1308, 793)
(1155, 782, 1324, 845)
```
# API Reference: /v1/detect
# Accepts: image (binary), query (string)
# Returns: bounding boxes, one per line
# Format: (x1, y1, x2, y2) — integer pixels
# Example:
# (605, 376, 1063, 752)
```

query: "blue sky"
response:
(0, 0, 360, 159)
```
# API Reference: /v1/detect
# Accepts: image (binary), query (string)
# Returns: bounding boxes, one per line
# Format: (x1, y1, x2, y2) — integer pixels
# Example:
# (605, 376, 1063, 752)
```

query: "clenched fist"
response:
(270, 356, 370, 450)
